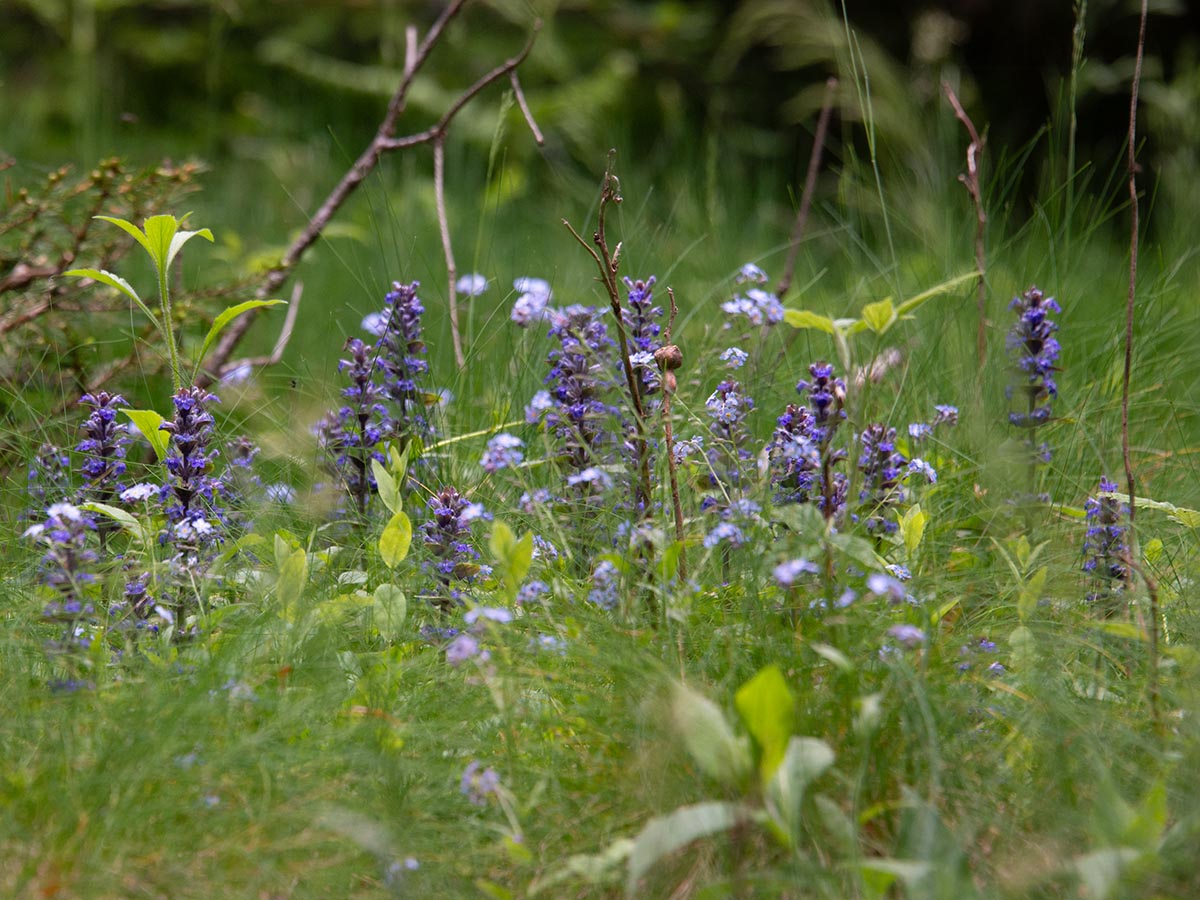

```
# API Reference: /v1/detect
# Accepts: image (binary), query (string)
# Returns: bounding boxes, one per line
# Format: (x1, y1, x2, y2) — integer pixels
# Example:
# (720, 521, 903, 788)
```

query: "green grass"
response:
(3, 73, 1200, 900)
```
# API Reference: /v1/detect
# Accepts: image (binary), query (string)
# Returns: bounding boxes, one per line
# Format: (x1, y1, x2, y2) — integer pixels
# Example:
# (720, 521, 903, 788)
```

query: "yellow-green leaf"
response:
(783, 309, 836, 333)
(735, 664, 795, 782)
(900, 504, 927, 555)
(379, 511, 412, 568)
(194, 299, 285, 375)
(894, 270, 978, 316)
(64, 267, 160, 330)
(1017, 565, 1047, 622)
(860, 298, 897, 334)
(372, 583, 407, 641)
(371, 458, 400, 515)
(276, 547, 309, 610)
(121, 408, 170, 462)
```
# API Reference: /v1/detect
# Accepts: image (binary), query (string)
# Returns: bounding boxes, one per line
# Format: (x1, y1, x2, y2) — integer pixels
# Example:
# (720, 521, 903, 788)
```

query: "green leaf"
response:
(783, 309, 836, 333)
(900, 504, 927, 555)
(142, 214, 181, 273)
(166, 225, 214, 273)
(1073, 848, 1142, 900)
(627, 802, 749, 895)
(388, 442, 411, 483)
(64, 267, 161, 331)
(860, 298, 897, 334)
(1017, 565, 1047, 622)
(894, 270, 978, 316)
(120, 408, 170, 462)
(734, 665, 795, 782)
(78, 501, 149, 543)
(194, 299, 285, 374)
(670, 683, 753, 787)
(371, 458, 400, 515)
(379, 511, 413, 568)
(372, 583, 408, 641)
(95, 215, 156, 263)
(276, 546, 309, 610)
(765, 737, 835, 845)
(489, 520, 517, 561)
(811, 643, 854, 673)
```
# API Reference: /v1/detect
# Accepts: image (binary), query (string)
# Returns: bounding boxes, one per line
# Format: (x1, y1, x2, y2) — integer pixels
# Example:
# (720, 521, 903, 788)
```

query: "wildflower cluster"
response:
(77, 391, 130, 507)
(160, 386, 223, 540)
(721, 263, 784, 328)
(857, 424, 906, 535)
(1082, 477, 1129, 617)
(374, 280, 433, 445)
(25, 503, 99, 669)
(421, 486, 484, 611)
(317, 337, 388, 518)
(621, 275, 663, 398)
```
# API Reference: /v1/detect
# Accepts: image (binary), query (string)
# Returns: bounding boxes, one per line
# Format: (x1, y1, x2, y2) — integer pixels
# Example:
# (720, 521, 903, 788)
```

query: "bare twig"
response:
(562, 158, 654, 515)
(777, 77, 837, 297)
(200, 5, 542, 384)
(1123, 0, 1158, 729)
(433, 136, 464, 368)
(658, 288, 686, 583)
(510, 72, 545, 146)
(943, 80, 988, 370)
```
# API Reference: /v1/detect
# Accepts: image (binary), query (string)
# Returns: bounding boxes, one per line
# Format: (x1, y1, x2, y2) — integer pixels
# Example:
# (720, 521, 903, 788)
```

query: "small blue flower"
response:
(461, 760, 501, 806)
(908, 422, 932, 441)
(736, 262, 769, 284)
(446, 633, 482, 666)
(907, 458, 937, 484)
(887, 624, 926, 647)
(720, 347, 749, 369)
(774, 558, 819, 587)
(480, 433, 524, 473)
(703, 522, 746, 549)
(456, 273, 489, 296)
(588, 561, 620, 610)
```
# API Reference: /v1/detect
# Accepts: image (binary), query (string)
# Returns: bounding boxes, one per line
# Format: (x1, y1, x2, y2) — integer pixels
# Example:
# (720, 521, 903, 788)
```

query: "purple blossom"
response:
(480, 433, 524, 472)
(736, 262, 769, 284)
(461, 761, 501, 806)
(465, 606, 514, 626)
(516, 580, 550, 604)
(25, 502, 99, 663)
(933, 405, 959, 426)
(720, 347, 749, 369)
(316, 338, 387, 518)
(887, 624, 926, 647)
(588, 560, 620, 610)
(375, 280, 433, 445)
(703, 522, 746, 549)
(622, 275, 663, 396)
(1006, 285, 1060, 430)
(1083, 476, 1129, 615)
(774, 558, 819, 587)
(907, 458, 937, 484)
(867, 573, 907, 603)
(160, 386, 223, 540)
(908, 422, 932, 442)
(77, 391, 130, 505)
(446, 633, 482, 666)
(421, 486, 481, 610)
(456, 273, 489, 296)
(24, 443, 71, 521)
(857, 424, 906, 534)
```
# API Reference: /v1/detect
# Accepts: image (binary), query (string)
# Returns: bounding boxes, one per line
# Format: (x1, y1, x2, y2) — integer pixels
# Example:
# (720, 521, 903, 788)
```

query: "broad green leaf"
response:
(783, 309, 836, 333)
(627, 802, 748, 895)
(508, 531, 534, 584)
(894, 270, 978, 316)
(734, 665, 795, 782)
(142, 214, 181, 272)
(79, 501, 149, 543)
(1168, 507, 1200, 528)
(379, 511, 413, 568)
(1144, 538, 1164, 565)
(489, 520, 517, 561)
(860, 298, 897, 334)
(1017, 565, 1047, 622)
(657, 540, 684, 582)
(194, 299, 285, 374)
(475, 879, 514, 900)
(276, 546, 309, 610)
(121, 408, 170, 462)
(388, 442, 411, 482)
(766, 737, 835, 845)
(64, 267, 161, 329)
(371, 458, 400, 515)
(372, 583, 408, 641)
(900, 504, 927, 555)
(670, 683, 753, 787)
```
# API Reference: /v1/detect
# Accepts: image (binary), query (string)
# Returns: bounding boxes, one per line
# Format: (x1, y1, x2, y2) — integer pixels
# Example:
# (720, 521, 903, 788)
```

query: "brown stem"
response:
(510, 72, 545, 146)
(777, 77, 837, 298)
(1123, 0, 1157, 730)
(433, 135, 465, 368)
(942, 80, 988, 371)
(662, 288, 686, 583)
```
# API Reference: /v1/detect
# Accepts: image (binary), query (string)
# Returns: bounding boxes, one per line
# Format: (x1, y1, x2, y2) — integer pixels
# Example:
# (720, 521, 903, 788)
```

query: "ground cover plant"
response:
(4, 2, 1200, 898)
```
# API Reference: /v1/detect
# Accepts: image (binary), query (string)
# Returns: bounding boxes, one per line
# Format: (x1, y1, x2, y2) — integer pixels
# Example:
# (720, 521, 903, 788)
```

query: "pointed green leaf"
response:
(166, 226, 214, 272)
(371, 458, 400, 515)
(276, 546, 309, 610)
(95, 215, 156, 262)
(670, 683, 753, 787)
(900, 504, 927, 555)
(194, 299, 285, 374)
(1017, 565, 1047, 622)
(489, 520, 517, 561)
(121, 408, 170, 462)
(388, 442, 411, 483)
(783, 309, 836, 333)
(627, 802, 748, 895)
(734, 664, 795, 782)
(379, 511, 413, 568)
(79, 501, 149, 544)
(141, 214, 180, 273)
(894, 270, 978, 316)
(860, 298, 898, 334)
(372, 583, 408, 641)
(64, 267, 161, 330)
(508, 531, 534, 584)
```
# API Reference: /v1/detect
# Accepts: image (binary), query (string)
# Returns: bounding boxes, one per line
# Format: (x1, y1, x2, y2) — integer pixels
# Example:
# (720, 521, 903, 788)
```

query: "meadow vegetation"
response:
(2, 2, 1200, 897)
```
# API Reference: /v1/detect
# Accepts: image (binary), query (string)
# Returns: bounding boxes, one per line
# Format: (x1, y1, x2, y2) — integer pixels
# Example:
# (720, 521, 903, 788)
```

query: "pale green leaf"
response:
(900, 503, 927, 555)
(166, 226, 214, 272)
(372, 583, 408, 641)
(95, 215, 156, 262)
(379, 511, 413, 568)
(508, 531, 534, 585)
(388, 442, 411, 483)
(276, 547, 309, 610)
(783, 309, 836, 333)
(860, 298, 897, 334)
(371, 458, 400, 515)
(1074, 848, 1142, 900)
(489, 520, 517, 561)
(811, 643, 854, 673)
(1017, 565, 1047, 622)
(670, 683, 753, 787)
(141, 214, 180, 273)
(626, 802, 748, 895)
(766, 737, 835, 845)
(64, 267, 161, 330)
(79, 501, 148, 543)
(734, 664, 795, 782)
(120, 408, 170, 462)
(194, 299, 285, 374)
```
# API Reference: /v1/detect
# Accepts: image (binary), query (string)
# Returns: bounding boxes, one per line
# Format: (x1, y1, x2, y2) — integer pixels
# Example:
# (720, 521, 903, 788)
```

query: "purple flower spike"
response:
(857, 424, 906, 534)
(78, 391, 130, 505)
(1006, 286, 1060, 431)
(1083, 476, 1129, 616)
(160, 386, 223, 540)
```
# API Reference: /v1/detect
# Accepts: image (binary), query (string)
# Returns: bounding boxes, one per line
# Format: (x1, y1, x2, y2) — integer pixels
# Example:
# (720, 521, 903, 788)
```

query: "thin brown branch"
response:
(433, 136, 465, 368)
(660, 288, 686, 584)
(943, 80, 988, 371)
(510, 71, 545, 146)
(1123, 0, 1157, 729)
(777, 77, 837, 297)
(201, 3, 545, 386)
